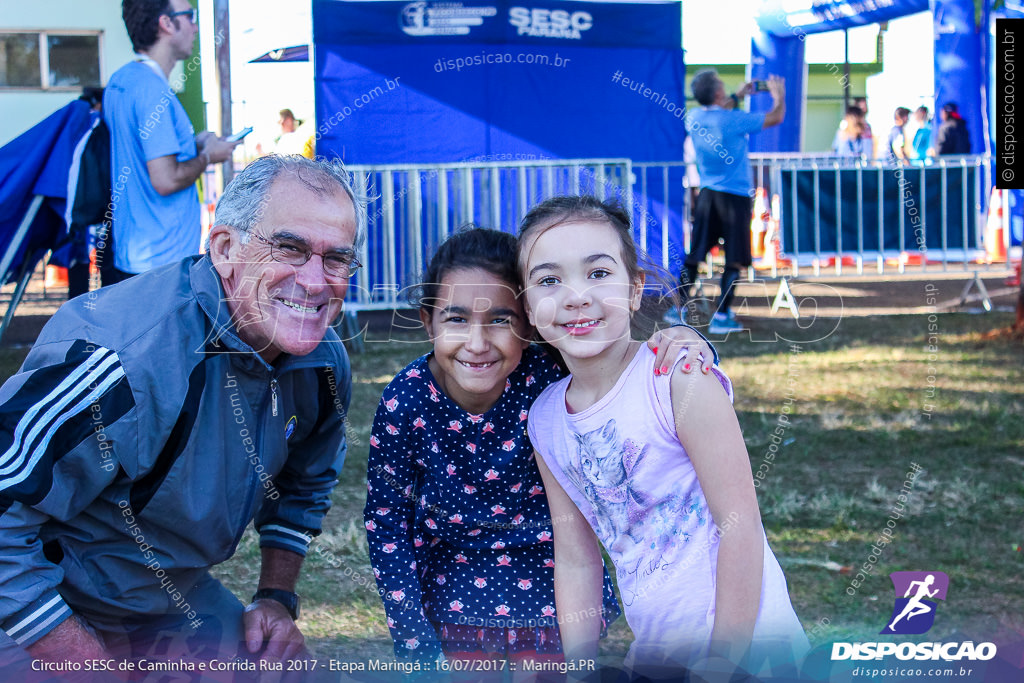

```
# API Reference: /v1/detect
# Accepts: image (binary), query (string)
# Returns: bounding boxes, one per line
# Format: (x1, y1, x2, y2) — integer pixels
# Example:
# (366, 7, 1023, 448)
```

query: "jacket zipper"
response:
(229, 373, 277, 550)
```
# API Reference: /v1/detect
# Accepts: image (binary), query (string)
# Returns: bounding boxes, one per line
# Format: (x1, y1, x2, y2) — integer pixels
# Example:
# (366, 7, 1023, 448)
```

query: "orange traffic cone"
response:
(755, 203, 791, 270)
(821, 256, 857, 268)
(750, 187, 769, 259)
(901, 251, 924, 266)
(45, 265, 68, 288)
(985, 188, 1007, 263)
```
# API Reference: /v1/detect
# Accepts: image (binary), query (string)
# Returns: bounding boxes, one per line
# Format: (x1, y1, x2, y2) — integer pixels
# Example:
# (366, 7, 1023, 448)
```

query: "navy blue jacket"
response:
(0, 256, 350, 646)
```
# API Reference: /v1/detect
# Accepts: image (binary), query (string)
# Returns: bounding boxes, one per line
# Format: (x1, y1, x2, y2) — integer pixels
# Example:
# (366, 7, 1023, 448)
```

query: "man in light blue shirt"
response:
(104, 0, 237, 283)
(675, 70, 785, 334)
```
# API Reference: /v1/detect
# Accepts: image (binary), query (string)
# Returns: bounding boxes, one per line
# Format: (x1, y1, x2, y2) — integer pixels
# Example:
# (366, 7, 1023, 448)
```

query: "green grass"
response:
(263, 312, 1023, 660)
(5, 312, 1021, 661)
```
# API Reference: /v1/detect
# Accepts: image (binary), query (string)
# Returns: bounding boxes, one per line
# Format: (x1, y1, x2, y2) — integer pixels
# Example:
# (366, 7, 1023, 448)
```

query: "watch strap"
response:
(252, 588, 300, 619)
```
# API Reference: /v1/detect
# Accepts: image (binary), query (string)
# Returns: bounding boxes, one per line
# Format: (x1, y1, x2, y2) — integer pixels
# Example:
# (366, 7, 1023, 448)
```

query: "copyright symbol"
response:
(1003, 168, 1015, 182)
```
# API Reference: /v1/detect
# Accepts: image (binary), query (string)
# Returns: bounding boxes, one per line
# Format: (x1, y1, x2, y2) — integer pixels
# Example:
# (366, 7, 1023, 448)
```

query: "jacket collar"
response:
(189, 256, 340, 372)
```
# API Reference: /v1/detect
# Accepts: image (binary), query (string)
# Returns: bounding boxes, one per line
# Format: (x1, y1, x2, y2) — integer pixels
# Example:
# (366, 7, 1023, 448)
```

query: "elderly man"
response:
(0, 155, 361, 671)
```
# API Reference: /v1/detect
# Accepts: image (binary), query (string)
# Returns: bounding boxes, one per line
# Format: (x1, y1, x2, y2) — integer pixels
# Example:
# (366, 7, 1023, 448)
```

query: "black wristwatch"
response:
(252, 588, 301, 620)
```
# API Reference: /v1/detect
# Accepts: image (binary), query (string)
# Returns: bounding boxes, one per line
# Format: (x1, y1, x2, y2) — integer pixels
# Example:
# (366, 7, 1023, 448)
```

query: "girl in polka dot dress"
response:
(363, 228, 717, 669)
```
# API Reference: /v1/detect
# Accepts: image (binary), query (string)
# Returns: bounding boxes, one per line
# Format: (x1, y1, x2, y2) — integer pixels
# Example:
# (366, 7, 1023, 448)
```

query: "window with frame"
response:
(1, 31, 101, 89)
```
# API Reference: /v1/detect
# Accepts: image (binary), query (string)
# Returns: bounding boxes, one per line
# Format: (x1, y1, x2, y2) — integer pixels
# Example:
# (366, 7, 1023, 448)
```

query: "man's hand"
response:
(243, 599, 306, 662)
(194, 131, 216, 148)
(26, 615, 107, 663)
(736, 81, 755, 99)
(647, 326, 715, 375)
(763, 75, 787, 128)
(149, 132, 241, 195)
(197, 135, 240, 165)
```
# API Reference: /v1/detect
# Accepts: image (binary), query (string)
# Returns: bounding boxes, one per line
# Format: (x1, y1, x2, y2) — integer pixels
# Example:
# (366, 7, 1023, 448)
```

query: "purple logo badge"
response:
(881, 571, 949, 635)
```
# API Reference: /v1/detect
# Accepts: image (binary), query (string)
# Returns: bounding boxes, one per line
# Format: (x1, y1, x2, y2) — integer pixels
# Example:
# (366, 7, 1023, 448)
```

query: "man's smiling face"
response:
(210, 173, 357, 362)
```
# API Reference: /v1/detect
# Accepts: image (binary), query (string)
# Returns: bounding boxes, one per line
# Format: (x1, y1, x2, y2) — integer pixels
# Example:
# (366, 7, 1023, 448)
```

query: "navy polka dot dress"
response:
(364, 346, 620, 660)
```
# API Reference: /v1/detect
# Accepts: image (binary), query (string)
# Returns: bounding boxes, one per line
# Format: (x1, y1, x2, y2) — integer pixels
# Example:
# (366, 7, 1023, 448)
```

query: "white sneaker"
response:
(708, 312, 745, 335)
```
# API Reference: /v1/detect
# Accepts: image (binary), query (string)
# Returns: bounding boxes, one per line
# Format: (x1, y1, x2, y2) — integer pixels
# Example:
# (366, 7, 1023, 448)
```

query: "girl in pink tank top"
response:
(517, 196, 809, 680)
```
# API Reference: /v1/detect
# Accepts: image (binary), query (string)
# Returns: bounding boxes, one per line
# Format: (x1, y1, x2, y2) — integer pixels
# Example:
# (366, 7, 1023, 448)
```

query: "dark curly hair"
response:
(417, 226, 521, 313)
(122, 0, 173, 53)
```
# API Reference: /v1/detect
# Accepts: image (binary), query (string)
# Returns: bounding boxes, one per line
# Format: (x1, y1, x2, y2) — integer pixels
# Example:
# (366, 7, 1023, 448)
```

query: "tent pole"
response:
(0, 254, 38, 344)
(214, 0, 233, 187)
(843, 28, 851, 110)
(0, 195, 44, 285)
(0, 194, 46, 343)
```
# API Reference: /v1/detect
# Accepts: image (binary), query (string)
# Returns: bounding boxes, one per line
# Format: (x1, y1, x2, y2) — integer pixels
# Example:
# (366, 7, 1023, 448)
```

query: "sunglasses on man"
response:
(166, 8, 198, 24)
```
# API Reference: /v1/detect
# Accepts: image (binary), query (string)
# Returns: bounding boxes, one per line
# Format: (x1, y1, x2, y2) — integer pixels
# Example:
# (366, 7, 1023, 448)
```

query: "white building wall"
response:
(0, 0, 134, 146)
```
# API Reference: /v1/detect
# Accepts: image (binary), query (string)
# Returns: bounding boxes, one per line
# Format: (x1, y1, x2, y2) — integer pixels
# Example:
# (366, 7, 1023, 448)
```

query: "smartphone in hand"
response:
(752, 80, 770, 92)
(225, 126, 253, 143)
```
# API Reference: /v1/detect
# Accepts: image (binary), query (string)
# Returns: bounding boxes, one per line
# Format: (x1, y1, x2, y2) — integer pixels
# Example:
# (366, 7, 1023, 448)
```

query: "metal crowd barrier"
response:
(344, 159, 631, 310)
(342, 154, 1010, 316)
(749, 154, 998, 277)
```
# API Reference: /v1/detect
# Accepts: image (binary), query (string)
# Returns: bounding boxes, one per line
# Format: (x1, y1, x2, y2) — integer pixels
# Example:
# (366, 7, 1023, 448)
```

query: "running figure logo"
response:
(881, 571, 949, 635)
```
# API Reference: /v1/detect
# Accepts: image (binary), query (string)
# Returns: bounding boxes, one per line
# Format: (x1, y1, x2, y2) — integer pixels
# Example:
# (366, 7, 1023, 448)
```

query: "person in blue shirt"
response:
(832, 106, 872, 159)
(907, 106, 932, 162)
(675, 70, 785, 335)
(885, 107, 911, 165)
(103, 0, 238, 285)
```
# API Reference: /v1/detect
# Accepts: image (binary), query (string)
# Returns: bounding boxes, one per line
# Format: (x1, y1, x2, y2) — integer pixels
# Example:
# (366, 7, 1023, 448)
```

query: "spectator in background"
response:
(904, 106, 932, 162)
(66, 87, 106, 300)
(843, 96, 875, 154)
(104, 0, 238, 285)
(855, 97, 874, 153)
(833, 106, 872, 158)
(935, 102, 971, 155)
(671, 69, 786, 335)
(275, 108, 315, 158)
(886, 107, 911, 164)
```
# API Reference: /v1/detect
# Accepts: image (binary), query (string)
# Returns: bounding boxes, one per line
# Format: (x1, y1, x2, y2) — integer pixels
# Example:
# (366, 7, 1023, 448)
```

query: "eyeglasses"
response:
(247, 232, 363, 279)
(166, 8, 198, 24)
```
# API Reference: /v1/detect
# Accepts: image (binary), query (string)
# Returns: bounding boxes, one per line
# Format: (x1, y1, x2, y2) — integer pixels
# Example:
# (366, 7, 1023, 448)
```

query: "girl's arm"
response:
(534, 451, 605, 671)
(363, 394, 439, 660)
(670, 370, 764, 664)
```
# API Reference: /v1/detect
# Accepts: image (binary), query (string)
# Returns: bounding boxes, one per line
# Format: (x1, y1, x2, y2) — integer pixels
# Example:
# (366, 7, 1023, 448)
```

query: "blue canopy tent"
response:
(0, 100, 94, 341)
(313, 0, 685, 163)
(748, 0, 1013, 258)
(312, 0, 689, 300)
(749, 0, 985, 156)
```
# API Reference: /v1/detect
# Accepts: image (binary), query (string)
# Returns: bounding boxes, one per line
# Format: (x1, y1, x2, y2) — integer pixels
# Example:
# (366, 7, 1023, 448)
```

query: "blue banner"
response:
(313, 0, 686, 305)
(932, 0, 985, 156)
(314, 0, 680, 48)
(749, 33, 806, 153)
(313, 0, 686, 164)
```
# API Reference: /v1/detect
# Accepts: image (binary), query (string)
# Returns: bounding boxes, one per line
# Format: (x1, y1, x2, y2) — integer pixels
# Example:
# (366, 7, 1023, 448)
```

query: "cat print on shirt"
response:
(569, 419, 701, 552)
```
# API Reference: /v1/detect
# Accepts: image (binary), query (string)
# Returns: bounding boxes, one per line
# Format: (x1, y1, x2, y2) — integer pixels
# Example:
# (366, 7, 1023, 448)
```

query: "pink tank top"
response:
(528, 345, 808, 671)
